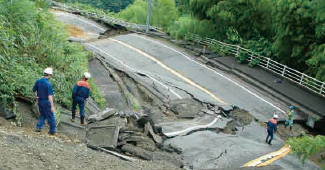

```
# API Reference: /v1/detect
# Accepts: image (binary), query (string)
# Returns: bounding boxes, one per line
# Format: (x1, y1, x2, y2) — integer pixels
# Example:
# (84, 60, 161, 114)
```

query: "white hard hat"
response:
(273, 114, 279, 119)
(44, 68, 53, 75)
(84, 72, 91, 78)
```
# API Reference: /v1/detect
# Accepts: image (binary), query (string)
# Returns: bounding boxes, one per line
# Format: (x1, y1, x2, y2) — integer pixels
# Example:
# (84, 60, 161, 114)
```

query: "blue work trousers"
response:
(72, 97, 85, 118)
(36, 100, 56, 133)
(266, 129, 274, 142)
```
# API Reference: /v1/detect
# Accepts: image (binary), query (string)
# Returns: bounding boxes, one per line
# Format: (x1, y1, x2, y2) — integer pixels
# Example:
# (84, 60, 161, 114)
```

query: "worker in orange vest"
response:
(265, 114, 278, 145)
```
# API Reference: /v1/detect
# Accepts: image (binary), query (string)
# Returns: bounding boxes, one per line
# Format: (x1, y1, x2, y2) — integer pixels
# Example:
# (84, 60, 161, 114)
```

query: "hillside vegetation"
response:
(0, 0, 105, 121)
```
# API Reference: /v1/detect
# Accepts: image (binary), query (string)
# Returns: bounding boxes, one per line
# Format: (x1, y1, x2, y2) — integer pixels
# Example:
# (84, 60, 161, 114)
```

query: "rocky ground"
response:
(0, 117, 181, 170)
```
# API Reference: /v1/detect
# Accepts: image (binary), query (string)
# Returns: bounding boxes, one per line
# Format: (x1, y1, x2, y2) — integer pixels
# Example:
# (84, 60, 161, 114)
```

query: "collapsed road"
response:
(47, 9, 322, 170)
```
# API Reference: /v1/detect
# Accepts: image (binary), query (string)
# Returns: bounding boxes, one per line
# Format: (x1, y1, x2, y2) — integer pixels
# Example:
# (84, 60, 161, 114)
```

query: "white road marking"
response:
(130, 34, 285, 113)
(85, 43, 182, 99)
(109, 38, 226, 104)
(54, 11, 106, 31)
(164, 116, 220, 137)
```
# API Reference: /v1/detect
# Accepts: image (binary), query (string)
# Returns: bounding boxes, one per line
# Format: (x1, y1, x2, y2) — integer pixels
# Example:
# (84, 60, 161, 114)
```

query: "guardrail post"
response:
(266, 58, 270, 68)
(299, 74, 304, 84)
(282, 66, 287, 76)
(236, 45, 240, 56)
(320, 83, 324, 94)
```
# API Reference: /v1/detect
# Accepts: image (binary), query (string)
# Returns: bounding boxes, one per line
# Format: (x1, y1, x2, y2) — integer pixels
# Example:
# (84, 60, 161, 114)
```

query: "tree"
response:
(272, 0, 316, 71)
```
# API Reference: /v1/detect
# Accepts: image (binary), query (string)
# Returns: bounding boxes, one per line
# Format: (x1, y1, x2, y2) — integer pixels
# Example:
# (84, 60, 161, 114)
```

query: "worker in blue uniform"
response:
(33, 68, 56, 135)
(70, 72, 91, 126)
(265, 114, 278, 145)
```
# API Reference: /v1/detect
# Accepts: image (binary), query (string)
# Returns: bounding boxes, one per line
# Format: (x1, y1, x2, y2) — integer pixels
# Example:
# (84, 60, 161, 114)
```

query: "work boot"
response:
(80, 117, 88, 126)
(48, 131, 57, 136)
(70, 110, 76, 122)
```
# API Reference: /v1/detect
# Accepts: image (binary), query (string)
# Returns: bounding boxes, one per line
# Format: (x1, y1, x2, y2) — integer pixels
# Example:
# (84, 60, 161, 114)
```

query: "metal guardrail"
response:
(187, 33, 325, 97)
(50, 1, 162, 33)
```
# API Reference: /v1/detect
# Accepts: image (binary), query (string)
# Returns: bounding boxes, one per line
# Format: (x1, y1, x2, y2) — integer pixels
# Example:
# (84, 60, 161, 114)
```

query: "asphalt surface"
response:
(52, 11, 105, 41)
(52, 11, 321, 170)
(213, 56, 325, 118)
(108, 34, 288, 121)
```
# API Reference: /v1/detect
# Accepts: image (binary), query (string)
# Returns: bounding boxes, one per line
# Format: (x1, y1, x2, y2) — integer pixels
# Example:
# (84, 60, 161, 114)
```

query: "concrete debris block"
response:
(120, 135, 154, 145)
(201, 109, 215, 115)
(121, 144, 153, 160)
(170, 98, 202, 119)
(137, 142, 156, 152)
(214, 110, 221, 114)
(198, 112, 205, 117)
(89, 117, 126, 130)
(88, 108, 116, 122)
(143, 107, 162, 124)
(144, 122, 162, 145)
(219, 104, 234, 113)
(86, 125, 120, 149)
(121, 144, 183, 167)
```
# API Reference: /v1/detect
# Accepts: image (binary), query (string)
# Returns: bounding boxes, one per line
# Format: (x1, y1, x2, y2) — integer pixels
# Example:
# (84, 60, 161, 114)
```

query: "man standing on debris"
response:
(266, 114, 278, 145)
(70, 72, 91, 126)
(33, 68, 56, 135)
(285, 106, 296, 131)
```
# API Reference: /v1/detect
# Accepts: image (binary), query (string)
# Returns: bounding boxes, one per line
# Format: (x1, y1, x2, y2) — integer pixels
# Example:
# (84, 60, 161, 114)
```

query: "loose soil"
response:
(0, 117, 181, 170)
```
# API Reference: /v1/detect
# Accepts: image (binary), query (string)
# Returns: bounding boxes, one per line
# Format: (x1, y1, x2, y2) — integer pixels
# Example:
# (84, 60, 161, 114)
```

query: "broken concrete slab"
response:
(219, 104, 234, 113)
(156, 114, 230, 137)
(86, 125, 120, 149)
(201, 108, 216, 115)
(121, 144, 183, 167)
(89, 116, 126, 129)
(119, 134, 155, 145)
(144, 122, 162, 145)
(121, 144, 152, 160)
(170, 98, 202, 119)
(88, 108, 116, 123)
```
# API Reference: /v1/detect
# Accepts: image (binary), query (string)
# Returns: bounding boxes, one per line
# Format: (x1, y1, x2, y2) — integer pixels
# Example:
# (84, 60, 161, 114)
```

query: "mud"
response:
(67, 25, 86, 37)
(223, 108, 253, 134)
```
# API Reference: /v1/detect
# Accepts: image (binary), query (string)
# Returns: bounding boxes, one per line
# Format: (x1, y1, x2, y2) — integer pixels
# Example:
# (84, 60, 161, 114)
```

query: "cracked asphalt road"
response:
(52, 11, 321, 170)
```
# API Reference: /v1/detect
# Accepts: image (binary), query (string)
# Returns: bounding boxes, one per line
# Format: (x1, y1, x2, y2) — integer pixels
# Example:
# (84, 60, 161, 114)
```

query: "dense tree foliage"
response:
(173, 0, 325, 82)
(0, 0, 106, 119)
(58, 0, 134, 12)
(117, 0, 178, 31)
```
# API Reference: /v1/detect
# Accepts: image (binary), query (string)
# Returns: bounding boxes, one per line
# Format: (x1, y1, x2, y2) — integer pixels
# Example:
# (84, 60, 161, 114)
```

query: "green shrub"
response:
(288, 135, 325, 168)
(237, 51, 249, 64)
